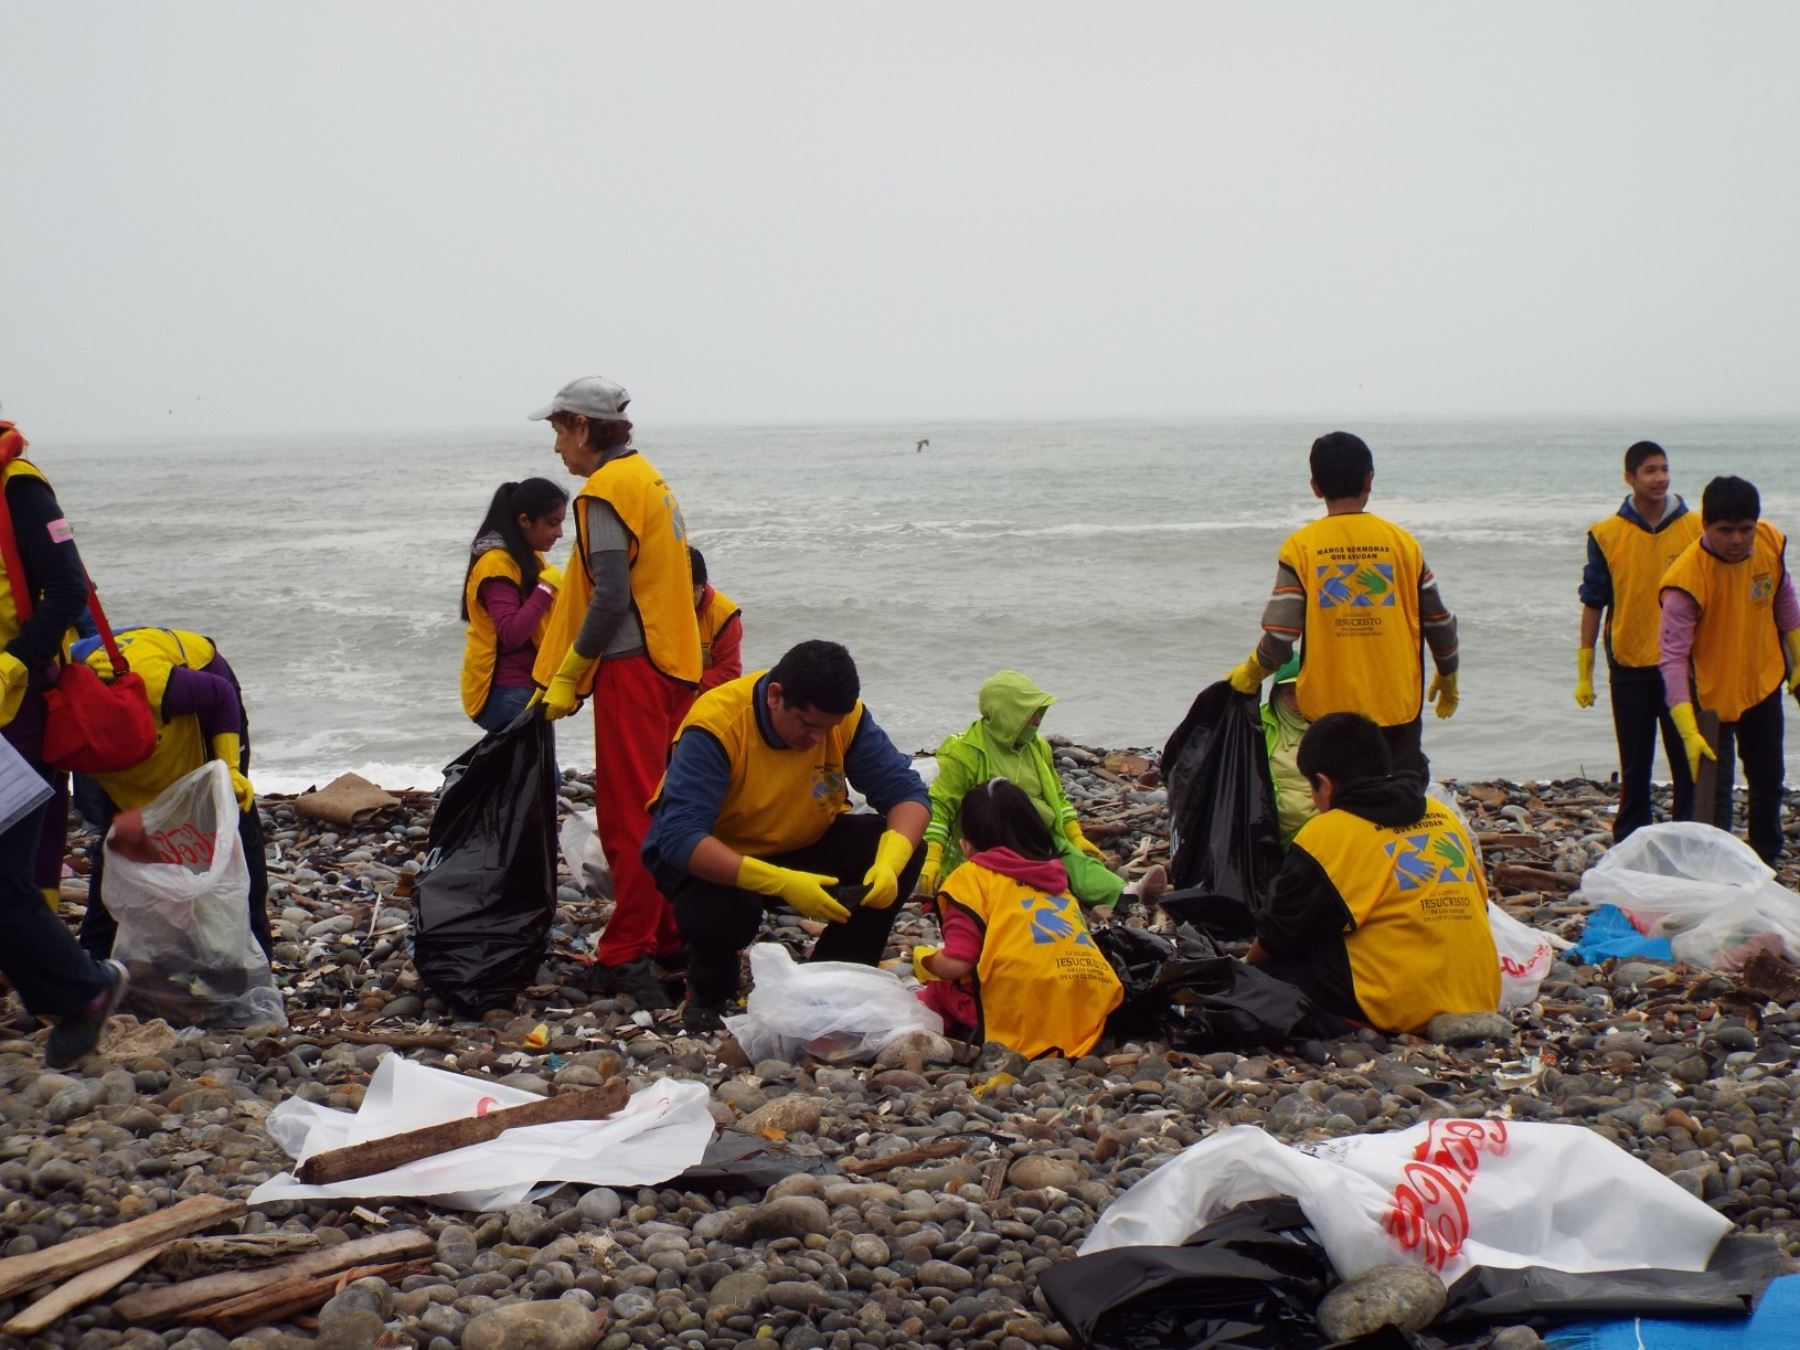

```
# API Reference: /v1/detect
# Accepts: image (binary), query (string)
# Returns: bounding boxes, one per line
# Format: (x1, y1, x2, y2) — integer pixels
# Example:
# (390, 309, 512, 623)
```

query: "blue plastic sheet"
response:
(1548, 1272, 1800, 1350)
(1567, 904, 1675, 966)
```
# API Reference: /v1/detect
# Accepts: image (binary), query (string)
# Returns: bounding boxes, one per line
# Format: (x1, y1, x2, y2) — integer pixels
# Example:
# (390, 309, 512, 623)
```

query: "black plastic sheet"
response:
(411, 710, 558, 1016)
(1096, 926, 1333, 1051)
(1161, 682, 1284, 937)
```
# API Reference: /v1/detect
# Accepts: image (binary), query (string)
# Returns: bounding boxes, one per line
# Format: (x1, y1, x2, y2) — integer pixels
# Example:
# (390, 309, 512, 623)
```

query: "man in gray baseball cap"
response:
(529, 376, 632, 424)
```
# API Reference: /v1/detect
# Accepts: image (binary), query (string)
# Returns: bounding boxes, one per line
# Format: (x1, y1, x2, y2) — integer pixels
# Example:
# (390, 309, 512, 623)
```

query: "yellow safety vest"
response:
(1660, 522, 1788, 722)
(459, 549, 550, 718)
(1291, 799, 1499, 1035)
(698, 587, 740, 671)
(652, 670, 863, 858)
(1590, 509, 1701, 668)
(532, 451, 701, 693)
(938, 863, 1122, 1059)
(84, 628, 221, 810)
(1280, 513, 1425, 727)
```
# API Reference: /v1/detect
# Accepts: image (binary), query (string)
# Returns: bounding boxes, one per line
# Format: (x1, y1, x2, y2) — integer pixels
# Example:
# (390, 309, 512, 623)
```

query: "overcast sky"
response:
(4, 2, 1798, 438)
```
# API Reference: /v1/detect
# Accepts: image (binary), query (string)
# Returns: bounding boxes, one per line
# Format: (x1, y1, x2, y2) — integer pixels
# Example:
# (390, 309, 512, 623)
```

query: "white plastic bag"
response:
(725, 943, 943, 1064)
(559, 808, 613, 900)
(249, 1054, 715, 1211)
(1489, 902, 1566, 1010)
(1575, 822, 1800, 968)
(104, 762, 285, 1029)
(1080, 1120, 1728, 1284)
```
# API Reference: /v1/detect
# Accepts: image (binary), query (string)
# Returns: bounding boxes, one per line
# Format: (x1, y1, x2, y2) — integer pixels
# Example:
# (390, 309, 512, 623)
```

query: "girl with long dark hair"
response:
(460, 478, 568, 731)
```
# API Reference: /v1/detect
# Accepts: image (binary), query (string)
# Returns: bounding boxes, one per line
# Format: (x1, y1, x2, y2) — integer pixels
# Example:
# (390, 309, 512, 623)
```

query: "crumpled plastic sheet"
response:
(248, 1055, 716, 1211)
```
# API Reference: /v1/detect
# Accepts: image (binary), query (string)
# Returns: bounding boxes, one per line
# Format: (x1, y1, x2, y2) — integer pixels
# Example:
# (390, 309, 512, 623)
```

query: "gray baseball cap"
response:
(528, 376, 632, 423)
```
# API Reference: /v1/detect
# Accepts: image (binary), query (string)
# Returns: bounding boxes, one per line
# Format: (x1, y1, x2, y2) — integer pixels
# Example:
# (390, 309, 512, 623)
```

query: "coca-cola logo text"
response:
(1382, 1118, 1510, 1270)
(152, 823, 218, 867)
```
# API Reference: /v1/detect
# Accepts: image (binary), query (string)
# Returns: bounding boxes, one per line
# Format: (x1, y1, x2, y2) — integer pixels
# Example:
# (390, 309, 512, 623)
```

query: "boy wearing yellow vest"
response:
(1226, 432, 1460, 786)
(1576, 441, 1703, 841)
(1247, 712, 1499, 1035)
(529, 377, 702, 1009)
(641, 640, 929, 1034)
(689, 545, 742, 694)
(1659, 476, 1800, 865)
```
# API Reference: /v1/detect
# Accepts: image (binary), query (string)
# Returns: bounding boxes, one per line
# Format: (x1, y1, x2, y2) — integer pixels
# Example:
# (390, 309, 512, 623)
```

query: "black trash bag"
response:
(1157, 955, 1337, 1052)
(1161, 682, 1285, 937)
(411, 710, 559, 1016)
(1096, 924, 1222, 1043)
(673, 1131, 841, 1193)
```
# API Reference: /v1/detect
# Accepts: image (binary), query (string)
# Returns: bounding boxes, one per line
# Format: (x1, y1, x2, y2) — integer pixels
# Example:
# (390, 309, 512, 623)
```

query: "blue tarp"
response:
(1549, 1273, 1800, 1350)
(1567, 904, 1675, 966)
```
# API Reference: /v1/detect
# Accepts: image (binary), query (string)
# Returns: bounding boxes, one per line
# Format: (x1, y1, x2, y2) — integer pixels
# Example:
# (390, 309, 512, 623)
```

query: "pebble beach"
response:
(3, 747, 1799, 1349)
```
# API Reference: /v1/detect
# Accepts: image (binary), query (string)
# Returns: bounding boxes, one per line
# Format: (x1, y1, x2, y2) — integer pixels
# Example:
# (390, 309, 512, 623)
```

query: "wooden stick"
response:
(1489, 862, 1576, 894)
(296, 1079, 630, 1186)
(189, 1256, 435, 1335)
(1, 1243, 170, 1336)
(317, 1028, 461, 1051)
(1694, 708, 1722, 828)
(0, 1195, 243, 1301)
(158, 1232, 322, 1280)
(839, 1137, 972, 1176)
(114, 1230, 434, 1326)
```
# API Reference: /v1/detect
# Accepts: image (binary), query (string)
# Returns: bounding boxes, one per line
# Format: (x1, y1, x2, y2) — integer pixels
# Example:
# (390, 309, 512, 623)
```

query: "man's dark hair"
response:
(1309, 431, 1374, 500)
(1624, 440, 1667, 474)
(688, 545, 708, 588)
(769, 640, 860, 714)
(958, 778, 1058, 863)
(1701, 475, 1760, 526)
(1296, 712, 1392, 789)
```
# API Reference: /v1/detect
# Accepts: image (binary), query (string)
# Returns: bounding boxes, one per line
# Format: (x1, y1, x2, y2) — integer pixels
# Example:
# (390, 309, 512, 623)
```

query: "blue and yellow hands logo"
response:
(1317, 562, 1397, 609)
(1385, 827, 1475, 891)
(811, 766, 847, 811)
(1018, 893, 1095, 947)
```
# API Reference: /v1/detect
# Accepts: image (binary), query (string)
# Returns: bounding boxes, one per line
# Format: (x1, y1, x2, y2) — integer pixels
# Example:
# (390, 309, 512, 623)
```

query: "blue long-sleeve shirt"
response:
(1579, 495, 1692, 610)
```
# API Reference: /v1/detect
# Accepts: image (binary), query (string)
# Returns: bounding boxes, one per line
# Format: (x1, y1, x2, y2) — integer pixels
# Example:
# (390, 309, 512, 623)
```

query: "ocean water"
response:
(43, 418, 1800, 794)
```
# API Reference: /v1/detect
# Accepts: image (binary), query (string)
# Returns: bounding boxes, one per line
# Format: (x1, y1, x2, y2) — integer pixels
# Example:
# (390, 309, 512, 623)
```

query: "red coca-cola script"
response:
(151, 823, 218, 867)
(1382, 1118, 1510, 1270)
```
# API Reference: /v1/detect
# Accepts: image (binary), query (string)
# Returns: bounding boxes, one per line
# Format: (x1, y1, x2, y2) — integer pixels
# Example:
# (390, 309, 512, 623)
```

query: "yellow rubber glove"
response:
(1574, 648, 1596, 710)
(211, 732, 255, 812)
(737, 855, 849, 924)
(860, 828, 915, 910)
(1428, 670, 1459, 720)
(1669, 701, 1717, 780)
(911, 945, 943, 984)
(1226, 651, 1273, 696)
(538, 563, 564, 592)
(914, 840, 944, 897)
(0, 652, 27, 728)
(1785, 630, 1800, 695)
(542, 648, 596, 720)
(1062, 817, 1104, 859)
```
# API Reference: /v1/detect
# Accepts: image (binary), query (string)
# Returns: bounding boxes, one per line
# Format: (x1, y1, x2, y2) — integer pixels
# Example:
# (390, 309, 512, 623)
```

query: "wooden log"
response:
(840, 1137, 972, 1176)
(296, 1079, 629, 1186)
(1489, 862, 1577, 895)
(1694, 708, 1722, 828)
(0, 1195, 243, 1302)
(190, 1256, 435, 1335)
(113, 1230, 434, 1326)
(318, 1028, 461, 1051)
(2, 1243, 170, 1336)
(159, 1232, 322, 1280)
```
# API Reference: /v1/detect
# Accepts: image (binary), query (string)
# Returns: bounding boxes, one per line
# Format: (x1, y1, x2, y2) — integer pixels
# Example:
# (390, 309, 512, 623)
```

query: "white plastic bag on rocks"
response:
(104, 761, 285, 1029)
(1489, 902, 1567, 1009)
(249, 1054, 714, 1211)
(1080, 1119, 1728, 1284)
(1576, 821, 1800, 968)
(725, 942, 944, 1064)
(559, 808, 613, 900)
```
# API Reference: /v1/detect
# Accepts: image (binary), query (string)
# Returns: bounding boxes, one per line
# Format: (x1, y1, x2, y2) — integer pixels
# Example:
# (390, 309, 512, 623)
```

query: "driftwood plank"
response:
(296, 1079, 629, 1185)
(190, 1256, 434, 1334)
(1, 1243, 171, 1336)
(0, 1195, 243, 1301)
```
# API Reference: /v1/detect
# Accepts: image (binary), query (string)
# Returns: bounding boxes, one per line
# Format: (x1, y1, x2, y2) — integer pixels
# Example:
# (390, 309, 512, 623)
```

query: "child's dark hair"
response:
(959, 778, 1058, 862)
(1624, 440, 1667, 474)
(1296, 712, 1392, 790)
(689, 544, 708, 589)
(1701, 475, 1760, 527)
(461, 478, 567, 619)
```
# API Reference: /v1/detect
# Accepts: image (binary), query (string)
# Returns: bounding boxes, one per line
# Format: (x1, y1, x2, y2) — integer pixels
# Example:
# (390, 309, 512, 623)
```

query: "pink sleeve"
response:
(1776, 568, 1800, 633)
(1658, 588, 1700, 706)
(937, 903, 984, 964)
(479, 576, 553, 652)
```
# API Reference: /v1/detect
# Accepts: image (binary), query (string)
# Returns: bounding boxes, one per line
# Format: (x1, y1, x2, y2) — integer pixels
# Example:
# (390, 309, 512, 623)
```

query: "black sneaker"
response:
(590, 956, 674, 1010)
(681, 1001, 728, 1035)
(46, 960, 129, 1070)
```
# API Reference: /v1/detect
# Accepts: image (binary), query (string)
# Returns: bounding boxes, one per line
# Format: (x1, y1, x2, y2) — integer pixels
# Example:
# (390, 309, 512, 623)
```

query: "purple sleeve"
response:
(478, 576, 553, 653)
(938, 903, 984, 964)
(1776, 568, 1800, 633)
(1658, 588, 1700, 706)
(160, 665, 243, 742)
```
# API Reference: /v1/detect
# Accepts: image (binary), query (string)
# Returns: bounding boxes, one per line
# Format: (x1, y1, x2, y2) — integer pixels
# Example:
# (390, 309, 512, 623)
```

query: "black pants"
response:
(656, 813, 925, 1007)
(1609, 666, 1695, 842)
(1381, 718, 1428, 788)
(1713, 687, 1786, 865)
(0, 783, 107, 1019)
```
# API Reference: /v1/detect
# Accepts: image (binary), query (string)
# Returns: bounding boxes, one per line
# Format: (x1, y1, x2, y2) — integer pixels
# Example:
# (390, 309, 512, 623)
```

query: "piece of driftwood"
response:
(1, 1243, 170, 1336)
(0, 1195, 243, 1301)
(191, 1256, 435, 1334)
(296, 1079, 629, 1185)
(158, 1231, 322, 1279)
(317, 1028, 462, 1051)
(113, 1230, 434, 1326)
(1489, 862, 1576, 894)
(1694, 709, 1722, 828)
(840, 1137, 971, 1176)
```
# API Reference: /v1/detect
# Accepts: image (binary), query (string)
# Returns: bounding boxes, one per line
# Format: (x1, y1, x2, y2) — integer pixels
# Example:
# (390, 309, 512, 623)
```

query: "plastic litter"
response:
(1546, 1270, 1800, 1350)
(724, 943, 943, 1064)
(1567, 904, 1676, 966)
(1080, 1120, 1729, 1285)
(412, 710, 558, 1015)
(103, 761, 285, 1029)
(1489, 902, 1567, 1009)
(1575, 822, 1800, 968)
(249, 1054, 715, 1211)
(559, 807, 614, 900)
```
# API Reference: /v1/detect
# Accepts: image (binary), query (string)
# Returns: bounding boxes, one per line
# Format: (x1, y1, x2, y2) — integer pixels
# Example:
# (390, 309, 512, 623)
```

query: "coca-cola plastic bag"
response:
(1489, 902, 1565, 1010)
(1080, 1119, 1729, 1285)
(725, 943, 943, 1064)
(103, 761, 285, 1028)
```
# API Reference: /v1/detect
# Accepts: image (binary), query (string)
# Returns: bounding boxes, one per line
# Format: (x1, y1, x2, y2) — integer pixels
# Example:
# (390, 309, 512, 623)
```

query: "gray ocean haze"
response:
(45, 419, 1800, 794)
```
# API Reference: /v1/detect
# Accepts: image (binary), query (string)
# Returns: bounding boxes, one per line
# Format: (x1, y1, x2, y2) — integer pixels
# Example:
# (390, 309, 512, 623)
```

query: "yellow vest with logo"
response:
(460, 549, 550, 718)
(1660, 522, 1788, 722)
(1291, 799, 1499, 1035)
(1280, 513, 1425, 727)
(0, 459, 59, 649)
(938, 863, 1123, 1059)
(1590, 509, 1702, 668)
(653, 671, 864, 857)
(532, 451, 701, 693)
(699, 588, 740, 670)
(84, 628, 219, 810)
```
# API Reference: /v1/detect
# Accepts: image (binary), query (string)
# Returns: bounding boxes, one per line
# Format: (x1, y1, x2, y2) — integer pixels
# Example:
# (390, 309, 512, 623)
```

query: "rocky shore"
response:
(2, 746, 1798, 1349)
